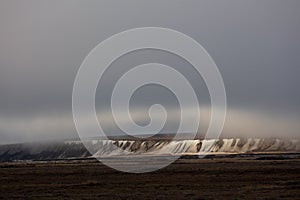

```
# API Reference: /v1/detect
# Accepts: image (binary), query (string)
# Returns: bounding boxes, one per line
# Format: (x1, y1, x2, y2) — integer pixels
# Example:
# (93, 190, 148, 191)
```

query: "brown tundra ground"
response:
(0, 157, 300, 199)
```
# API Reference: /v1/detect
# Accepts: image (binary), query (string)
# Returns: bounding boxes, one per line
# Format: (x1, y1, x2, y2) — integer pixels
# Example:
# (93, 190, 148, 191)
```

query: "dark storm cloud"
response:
(0, 0, 300, 144)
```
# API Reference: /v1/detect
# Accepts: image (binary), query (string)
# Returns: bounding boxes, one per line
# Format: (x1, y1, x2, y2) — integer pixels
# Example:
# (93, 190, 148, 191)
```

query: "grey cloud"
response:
(0, 0, 300, 144)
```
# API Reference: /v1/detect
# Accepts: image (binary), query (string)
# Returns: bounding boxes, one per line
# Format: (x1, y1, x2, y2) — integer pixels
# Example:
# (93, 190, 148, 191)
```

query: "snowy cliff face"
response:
(0, 138, 299, 161)
(88, 138, 300, 156)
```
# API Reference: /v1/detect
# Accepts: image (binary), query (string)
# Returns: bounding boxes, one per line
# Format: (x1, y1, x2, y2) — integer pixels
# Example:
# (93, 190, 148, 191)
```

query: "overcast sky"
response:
(0, 0, 300, 144)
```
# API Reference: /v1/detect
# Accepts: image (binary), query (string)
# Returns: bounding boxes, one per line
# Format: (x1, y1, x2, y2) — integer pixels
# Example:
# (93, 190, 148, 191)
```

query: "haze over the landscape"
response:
(1, 0, 300, 144)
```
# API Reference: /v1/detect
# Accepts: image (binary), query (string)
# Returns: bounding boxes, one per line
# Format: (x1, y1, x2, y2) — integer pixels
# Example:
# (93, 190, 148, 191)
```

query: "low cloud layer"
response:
(1, 106, 299, 144)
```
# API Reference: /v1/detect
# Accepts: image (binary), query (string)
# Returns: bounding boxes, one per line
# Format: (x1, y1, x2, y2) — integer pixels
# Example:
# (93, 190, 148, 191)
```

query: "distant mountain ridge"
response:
(0, 138, 299, 162)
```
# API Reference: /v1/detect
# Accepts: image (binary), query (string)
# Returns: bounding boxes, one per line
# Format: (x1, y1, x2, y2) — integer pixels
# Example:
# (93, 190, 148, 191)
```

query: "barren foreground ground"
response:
(0, 158, 300, 199)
